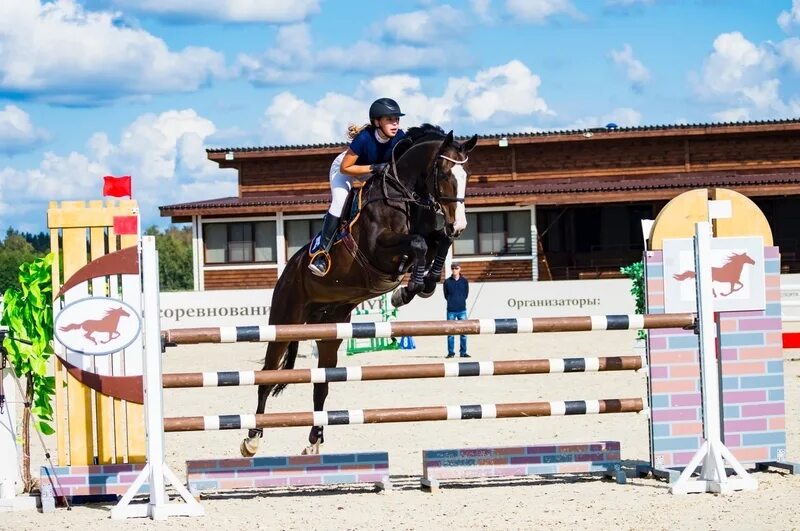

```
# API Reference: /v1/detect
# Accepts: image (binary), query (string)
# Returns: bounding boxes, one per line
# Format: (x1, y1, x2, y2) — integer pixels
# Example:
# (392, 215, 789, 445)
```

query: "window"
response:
(453, 210, 531, 256)
(203, 221, 277, 264)
(285, 218, 323, 259)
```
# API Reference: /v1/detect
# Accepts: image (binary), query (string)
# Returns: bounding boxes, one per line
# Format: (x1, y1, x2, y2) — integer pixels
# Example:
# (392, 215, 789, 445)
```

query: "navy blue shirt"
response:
(348, 127, 406, 165)
(443, 275, 469, 313)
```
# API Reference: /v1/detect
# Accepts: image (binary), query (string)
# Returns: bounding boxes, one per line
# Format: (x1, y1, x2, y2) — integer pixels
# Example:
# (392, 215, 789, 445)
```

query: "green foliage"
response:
(1, 254, 56, 435)
(620, 260, 647, 340)
(145, 225, 193, 291)
(0, 229, 42, 294)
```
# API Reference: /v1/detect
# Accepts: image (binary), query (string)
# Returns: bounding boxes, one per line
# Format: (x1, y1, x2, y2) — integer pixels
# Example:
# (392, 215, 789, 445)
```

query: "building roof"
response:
(159, 169, 800, 218)
(205, 117, 800, 156)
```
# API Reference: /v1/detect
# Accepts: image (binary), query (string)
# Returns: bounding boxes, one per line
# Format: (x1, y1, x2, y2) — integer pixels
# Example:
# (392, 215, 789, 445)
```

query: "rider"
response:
(308, 97, 407, 276)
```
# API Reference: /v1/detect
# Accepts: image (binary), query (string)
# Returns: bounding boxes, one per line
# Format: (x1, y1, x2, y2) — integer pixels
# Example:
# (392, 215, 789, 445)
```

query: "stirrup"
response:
(308, 250, 331, 277)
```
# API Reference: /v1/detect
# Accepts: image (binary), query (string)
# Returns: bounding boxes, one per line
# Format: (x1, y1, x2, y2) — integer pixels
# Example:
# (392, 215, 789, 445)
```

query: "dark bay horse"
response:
(241, 125, 478, 456)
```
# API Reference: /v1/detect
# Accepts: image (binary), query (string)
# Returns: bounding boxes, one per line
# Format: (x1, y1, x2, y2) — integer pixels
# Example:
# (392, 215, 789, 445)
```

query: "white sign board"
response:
(663, 236, 766, 313)
(54, 297, 142, 356)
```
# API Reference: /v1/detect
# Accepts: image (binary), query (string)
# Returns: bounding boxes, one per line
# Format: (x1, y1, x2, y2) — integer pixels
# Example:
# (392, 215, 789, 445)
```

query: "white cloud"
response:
(0, 0, 228, 104)
(692, 32, 790, 117)
(504, 0, 585, 24)
(239, 24, 462, 83)
(471, 0, 495, 22)
(0, 105, 50, 155)
(383, 5, 468, 44)
(0, 109, 236, 231)
(778, 0, 800, 33)
(610, 44, 651, 90)
(110, 0, 320, 23)
(261, 60, 553, 144)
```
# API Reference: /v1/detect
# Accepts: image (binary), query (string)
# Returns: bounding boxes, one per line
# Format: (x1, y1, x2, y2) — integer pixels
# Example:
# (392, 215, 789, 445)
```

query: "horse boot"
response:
(302, 426, 325, 455)
(308, 213, 340, 277)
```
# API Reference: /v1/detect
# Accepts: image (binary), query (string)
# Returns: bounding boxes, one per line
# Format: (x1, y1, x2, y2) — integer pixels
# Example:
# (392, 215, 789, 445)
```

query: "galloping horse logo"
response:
(59, 306, 131, 345)
(672, 252, 756, 297)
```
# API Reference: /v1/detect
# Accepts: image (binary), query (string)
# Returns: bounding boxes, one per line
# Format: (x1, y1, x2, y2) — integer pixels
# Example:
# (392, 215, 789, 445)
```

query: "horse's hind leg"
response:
(302, 304, 355, 455)
(302, 338, 341, 455)
(240, 340, 291, 457)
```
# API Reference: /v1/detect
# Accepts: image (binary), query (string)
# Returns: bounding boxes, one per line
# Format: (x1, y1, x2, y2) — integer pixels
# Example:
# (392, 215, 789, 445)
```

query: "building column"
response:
(192, 216, 203, 291)
(530, 205, 538, 281)
(276, 212, 286, 277)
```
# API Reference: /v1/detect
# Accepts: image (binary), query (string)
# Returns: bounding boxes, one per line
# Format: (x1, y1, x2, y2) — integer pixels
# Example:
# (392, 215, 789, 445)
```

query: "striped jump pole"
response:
(163, 398, 644, 432)
(162, 313, 695, 345)
(162, 355, 644, 388)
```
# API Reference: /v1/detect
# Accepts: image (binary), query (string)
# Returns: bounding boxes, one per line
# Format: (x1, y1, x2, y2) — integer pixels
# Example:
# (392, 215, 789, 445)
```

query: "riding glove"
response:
(370, 162, 389, 175)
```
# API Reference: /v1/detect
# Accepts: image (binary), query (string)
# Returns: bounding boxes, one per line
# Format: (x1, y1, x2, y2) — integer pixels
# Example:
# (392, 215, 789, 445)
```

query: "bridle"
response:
(432, 153, 468, 204)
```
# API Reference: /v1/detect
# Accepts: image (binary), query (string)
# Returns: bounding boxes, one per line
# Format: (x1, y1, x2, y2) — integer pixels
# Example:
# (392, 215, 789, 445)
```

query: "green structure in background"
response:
(346, 293, 401, 355)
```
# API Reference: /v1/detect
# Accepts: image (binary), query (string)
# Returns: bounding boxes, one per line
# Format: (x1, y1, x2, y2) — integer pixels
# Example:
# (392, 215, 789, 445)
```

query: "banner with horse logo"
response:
(662, 236, 766, 313)
(55, 297, 141, 356)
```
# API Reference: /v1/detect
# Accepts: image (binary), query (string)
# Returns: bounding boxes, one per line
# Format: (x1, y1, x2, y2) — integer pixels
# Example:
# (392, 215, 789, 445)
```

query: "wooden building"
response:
(160, 119, 800, 290)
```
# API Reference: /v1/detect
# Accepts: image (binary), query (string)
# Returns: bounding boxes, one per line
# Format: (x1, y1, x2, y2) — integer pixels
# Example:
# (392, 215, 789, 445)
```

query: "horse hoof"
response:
(418, 288, 435, 299)
(240, 437, 259, 457)
(390, 289, 405, 308)
(301, 442, 320, 455)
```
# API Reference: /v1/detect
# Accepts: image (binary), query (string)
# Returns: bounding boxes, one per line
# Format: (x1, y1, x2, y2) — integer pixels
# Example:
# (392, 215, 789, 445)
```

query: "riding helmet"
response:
(369, 98, 405, 120)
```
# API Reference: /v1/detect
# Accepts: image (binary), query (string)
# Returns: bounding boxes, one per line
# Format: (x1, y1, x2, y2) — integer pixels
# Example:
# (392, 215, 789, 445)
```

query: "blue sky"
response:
(1, 0, 799, 234)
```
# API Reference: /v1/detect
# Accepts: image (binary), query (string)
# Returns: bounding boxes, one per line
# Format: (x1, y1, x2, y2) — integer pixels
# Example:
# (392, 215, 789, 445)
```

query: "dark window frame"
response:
(456, 210, 532, 257)
(204, 221, 277, 265)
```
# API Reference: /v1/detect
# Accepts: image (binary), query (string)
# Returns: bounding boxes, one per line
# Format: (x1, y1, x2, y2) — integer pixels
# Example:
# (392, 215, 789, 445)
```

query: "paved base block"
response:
(422, 441, 622, 492)
(187, 452, 391, 495)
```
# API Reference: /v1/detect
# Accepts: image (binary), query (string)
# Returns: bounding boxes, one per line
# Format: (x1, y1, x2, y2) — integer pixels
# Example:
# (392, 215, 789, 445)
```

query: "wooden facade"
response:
(160, 119, 800, 289)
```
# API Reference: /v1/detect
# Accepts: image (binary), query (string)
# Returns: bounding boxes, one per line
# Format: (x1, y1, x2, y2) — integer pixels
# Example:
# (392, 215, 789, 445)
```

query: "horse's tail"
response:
(270, 341, 299, 397)
(58, 323, 83, 332)
(672, 271, 696, 281)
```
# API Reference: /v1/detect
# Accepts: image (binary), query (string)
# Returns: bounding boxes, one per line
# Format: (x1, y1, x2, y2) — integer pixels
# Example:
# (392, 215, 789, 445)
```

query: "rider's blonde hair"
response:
(347, 123, 370, 140)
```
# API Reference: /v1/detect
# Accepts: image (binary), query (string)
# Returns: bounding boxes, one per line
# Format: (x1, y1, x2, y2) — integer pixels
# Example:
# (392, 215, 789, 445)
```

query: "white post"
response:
(0, 368, 19, 503)
(669, 221, 758, 495)
(0, 366, 36, 512)
(111, 236, 204, 519)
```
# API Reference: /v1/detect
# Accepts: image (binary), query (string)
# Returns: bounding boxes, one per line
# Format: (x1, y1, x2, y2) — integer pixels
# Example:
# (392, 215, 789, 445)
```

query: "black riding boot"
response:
(308, 213, 340, 277)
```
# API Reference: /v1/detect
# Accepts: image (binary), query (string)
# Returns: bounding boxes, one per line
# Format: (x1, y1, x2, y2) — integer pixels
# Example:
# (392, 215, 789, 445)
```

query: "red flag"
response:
(103, 175, 132, 198)
(113, 215, 138, 235)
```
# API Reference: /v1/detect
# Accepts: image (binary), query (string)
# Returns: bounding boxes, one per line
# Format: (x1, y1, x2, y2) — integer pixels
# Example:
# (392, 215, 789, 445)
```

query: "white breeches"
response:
(328, 151, 351, 217)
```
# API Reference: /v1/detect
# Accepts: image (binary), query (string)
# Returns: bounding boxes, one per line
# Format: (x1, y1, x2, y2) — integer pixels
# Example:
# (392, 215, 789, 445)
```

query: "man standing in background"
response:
(443, 262, 469, 358)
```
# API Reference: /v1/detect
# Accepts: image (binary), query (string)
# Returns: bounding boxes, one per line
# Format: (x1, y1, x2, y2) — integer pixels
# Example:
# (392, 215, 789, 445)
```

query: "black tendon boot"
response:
(308, 213, 340, 277)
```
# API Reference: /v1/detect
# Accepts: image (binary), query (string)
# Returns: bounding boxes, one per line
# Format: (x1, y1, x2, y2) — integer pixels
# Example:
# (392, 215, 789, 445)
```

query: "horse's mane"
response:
(393, 123, 446, 159)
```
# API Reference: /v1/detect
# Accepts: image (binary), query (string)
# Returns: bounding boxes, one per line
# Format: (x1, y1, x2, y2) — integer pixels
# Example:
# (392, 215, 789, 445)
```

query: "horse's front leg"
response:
(419, 236, 452, 299)
(390, 234, 428, 308)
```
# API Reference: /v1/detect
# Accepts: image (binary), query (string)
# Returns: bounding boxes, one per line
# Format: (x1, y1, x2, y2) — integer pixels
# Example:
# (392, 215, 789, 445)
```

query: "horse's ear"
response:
(462, 134, 478, 153)
(444, 130, 454, 147)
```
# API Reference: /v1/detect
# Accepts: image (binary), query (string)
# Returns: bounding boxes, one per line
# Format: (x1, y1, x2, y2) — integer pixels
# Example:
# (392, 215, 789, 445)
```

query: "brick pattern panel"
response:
(645, 247, 787, 470)
(186, 452, 390, 493)
(422, 441, 621, 489)
(41, 464, 147, 498)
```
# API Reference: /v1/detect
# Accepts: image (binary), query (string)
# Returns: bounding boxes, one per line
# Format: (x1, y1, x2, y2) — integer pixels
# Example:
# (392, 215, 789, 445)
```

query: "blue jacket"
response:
(348, 127, 406, 165)
(443, 275, 469, 313)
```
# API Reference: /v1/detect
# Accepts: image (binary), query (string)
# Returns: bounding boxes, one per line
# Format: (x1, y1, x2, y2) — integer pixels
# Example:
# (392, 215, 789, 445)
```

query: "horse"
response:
(58, 306, 131, 345)
(672, 251, 756, 297)
(240, 124, 478, 457)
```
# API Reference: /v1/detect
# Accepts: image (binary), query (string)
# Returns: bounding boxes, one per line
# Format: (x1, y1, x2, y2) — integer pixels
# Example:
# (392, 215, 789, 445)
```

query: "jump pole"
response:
(162, 355, 644, 388)
(162, 313, 695, 344)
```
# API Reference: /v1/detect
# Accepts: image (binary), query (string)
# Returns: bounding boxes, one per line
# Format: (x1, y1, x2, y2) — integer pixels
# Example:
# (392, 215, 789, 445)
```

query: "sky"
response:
(0, 0, 799, 235)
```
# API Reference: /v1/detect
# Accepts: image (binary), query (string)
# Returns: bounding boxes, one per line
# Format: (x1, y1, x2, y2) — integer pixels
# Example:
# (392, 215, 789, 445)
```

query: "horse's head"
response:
(429, 131, 478, 238)
(107, 307, 130, 317)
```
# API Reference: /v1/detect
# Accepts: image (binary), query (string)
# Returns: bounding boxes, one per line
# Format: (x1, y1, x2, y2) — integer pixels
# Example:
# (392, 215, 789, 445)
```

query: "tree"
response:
(144, 225, 194, 291)
(0, 230, 40, 294)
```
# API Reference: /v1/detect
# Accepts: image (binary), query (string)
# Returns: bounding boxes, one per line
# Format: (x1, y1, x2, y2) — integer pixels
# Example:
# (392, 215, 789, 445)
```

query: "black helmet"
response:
(369, 98, 405, 120)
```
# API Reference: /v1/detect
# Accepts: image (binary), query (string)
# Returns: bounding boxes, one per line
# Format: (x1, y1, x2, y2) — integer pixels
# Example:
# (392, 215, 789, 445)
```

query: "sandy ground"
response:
(6, 329, 800, 531)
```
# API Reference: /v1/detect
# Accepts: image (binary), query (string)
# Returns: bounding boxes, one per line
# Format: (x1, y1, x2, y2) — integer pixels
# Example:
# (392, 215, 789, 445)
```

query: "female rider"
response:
(308, 97, 407, 276)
